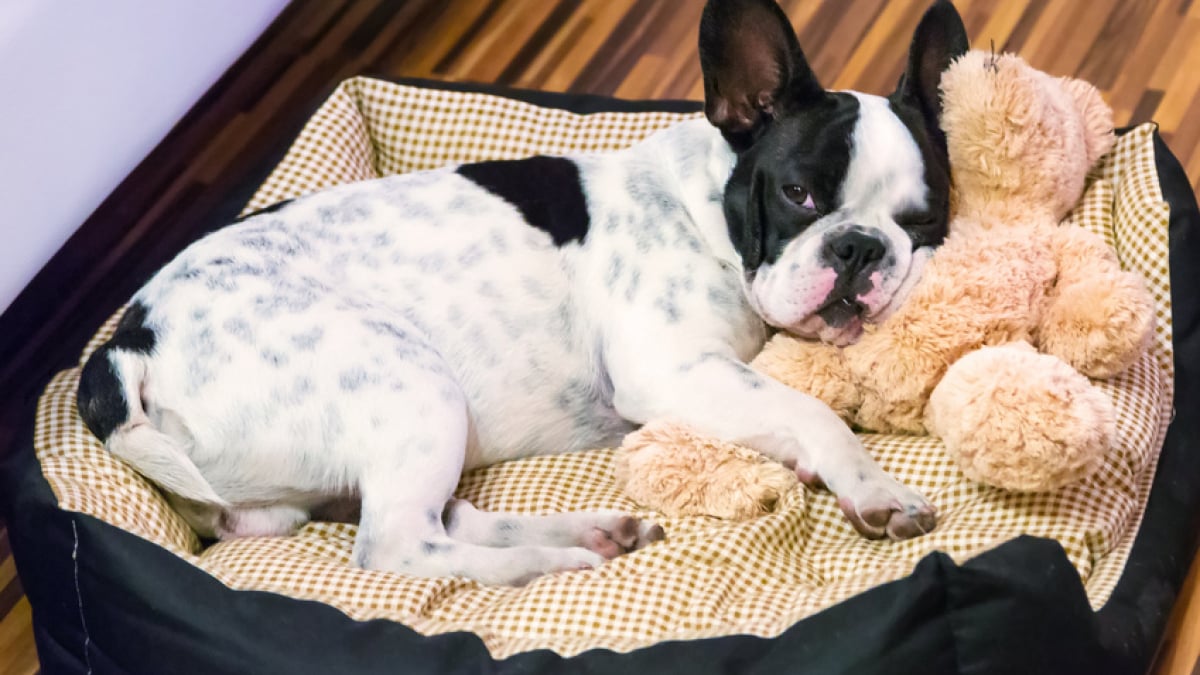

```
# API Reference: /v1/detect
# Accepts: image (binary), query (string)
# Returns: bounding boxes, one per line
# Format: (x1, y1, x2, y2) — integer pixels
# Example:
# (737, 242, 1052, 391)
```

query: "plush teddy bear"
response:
(615, 50, 1156, 518)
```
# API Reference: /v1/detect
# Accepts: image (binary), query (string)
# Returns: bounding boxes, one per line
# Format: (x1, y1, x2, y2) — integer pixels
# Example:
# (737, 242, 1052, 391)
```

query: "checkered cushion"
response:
(34, 77, 1174, 659)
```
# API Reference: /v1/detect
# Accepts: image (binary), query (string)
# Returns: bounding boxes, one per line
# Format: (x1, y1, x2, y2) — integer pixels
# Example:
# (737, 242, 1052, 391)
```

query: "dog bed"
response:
(3, 76, 1199, 675)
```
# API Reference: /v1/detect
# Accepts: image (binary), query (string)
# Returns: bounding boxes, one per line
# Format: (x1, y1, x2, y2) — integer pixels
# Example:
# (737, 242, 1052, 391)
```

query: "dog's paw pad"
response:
(612, 516, 641, 548)
(838, 488, 937, 541)
(583, 528, 626, 559)
(588, 516, 666, 556)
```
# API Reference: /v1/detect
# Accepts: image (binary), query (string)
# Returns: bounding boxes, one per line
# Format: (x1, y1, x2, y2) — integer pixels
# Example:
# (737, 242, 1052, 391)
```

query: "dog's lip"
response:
(817, 294, 858, 312)
(826, 319, 864, 346)
(816, 295, 866, 324)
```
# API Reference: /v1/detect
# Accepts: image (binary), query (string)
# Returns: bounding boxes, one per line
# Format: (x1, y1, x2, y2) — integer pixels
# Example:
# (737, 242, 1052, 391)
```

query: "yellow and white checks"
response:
(35, 78, 1173, 659)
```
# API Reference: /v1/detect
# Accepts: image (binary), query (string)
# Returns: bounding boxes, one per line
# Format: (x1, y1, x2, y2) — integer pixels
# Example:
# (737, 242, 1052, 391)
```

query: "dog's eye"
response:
(898, 210, 946, 250)
(782, 185, 816, 210)
(897, 210, 938, 228)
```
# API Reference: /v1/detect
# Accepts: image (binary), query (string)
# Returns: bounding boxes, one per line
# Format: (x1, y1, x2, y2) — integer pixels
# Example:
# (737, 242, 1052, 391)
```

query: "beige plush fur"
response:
(615, 51, 1156, 516)
(614, 421, 797, 520)
(927, 342, 1116, 491)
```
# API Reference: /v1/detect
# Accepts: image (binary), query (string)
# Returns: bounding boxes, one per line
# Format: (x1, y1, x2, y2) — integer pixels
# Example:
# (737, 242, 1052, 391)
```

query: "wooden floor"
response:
(3, 1, 1200, 673)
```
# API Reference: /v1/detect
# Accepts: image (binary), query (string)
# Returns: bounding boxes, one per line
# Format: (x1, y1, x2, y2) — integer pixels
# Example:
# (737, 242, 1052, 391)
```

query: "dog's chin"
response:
(818, 319, 864, 347)
(781, 300, 867, 347)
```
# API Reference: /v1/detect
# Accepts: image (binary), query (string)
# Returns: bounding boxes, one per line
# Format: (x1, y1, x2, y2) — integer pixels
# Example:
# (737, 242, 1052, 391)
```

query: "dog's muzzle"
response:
(749, 227, 927, 347)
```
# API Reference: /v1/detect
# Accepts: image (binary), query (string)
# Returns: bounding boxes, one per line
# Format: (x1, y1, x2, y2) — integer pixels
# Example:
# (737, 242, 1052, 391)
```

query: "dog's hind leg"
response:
(442, 498, 664, 558)
(350, 374, 615, 585)
(166, 494, 311, 539)
(216, 505, 311, 539)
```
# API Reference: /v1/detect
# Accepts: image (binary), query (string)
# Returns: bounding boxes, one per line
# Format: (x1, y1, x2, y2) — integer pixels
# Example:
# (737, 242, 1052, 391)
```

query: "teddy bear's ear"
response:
(698, 0, 824, 152)
(1059, 77, 1116, 167)
(891, 0, 970, 154)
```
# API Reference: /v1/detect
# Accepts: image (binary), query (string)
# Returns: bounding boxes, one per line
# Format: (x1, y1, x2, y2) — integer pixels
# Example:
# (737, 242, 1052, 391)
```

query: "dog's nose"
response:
(824, 231, 886, 274)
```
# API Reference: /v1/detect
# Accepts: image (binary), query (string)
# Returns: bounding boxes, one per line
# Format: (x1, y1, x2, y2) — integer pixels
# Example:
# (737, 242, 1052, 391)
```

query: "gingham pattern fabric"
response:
(36, 78, 1173, 658)
(243, 78, 696, 214)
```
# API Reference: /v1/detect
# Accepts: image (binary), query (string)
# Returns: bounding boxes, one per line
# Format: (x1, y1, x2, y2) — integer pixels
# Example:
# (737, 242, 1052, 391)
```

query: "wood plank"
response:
(1001, 1, 1049, 53)
(1107, 0, 1184, 121)
(443, 0, 559, 83)
(832, 0, 924, 93)
(806, 0, 889, 84)
(497, 0, 586, 85)
(1150, 16, 1200, 90)
(568, 0, 666, 95)
(541, 0, 639, 92)
(387, 0, 491, 76)
(0, 597, 38, 675)
(0, 562, 21, 620)
(974, 0, 1033, 52)
(1154, 19, 1200, 134)
(1044, 0, 1120, 78)
(614, 54, 669, 99)
(1151, 549, 1200, 675)
(1077, 0, 1158, 90)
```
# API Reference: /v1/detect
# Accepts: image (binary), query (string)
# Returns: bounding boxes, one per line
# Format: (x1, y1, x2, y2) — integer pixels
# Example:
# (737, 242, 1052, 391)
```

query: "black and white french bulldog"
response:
(78, 0, 968, 585)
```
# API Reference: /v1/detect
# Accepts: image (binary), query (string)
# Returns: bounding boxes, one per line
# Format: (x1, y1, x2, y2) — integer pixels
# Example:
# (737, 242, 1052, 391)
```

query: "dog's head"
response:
(701, 0, 968, 345)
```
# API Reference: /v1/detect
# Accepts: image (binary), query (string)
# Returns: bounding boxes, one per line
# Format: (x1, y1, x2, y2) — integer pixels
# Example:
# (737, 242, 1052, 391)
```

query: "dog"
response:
(77, 0, 968, 585)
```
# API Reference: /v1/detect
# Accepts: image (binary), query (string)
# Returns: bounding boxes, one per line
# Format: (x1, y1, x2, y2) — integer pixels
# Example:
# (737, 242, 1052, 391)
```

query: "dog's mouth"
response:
(817, 295, 867, 327)
(768, 293, 870, 347)
(809, 295, 868, 346)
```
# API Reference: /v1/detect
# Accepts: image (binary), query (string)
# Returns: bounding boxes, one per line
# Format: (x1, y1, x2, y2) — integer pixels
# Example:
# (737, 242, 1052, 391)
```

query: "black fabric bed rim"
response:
(1, 77, 1197, 675)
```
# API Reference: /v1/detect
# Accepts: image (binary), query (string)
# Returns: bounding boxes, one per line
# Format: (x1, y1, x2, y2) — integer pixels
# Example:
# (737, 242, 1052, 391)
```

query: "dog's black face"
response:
(700, 0, 968, 345)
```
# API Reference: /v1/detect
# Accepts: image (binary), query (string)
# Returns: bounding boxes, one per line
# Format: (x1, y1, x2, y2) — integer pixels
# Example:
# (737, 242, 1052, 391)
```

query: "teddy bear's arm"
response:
(750, 333, 861, 424)
(1038, 225, 1155, 378)
(843, 324, 953, 434)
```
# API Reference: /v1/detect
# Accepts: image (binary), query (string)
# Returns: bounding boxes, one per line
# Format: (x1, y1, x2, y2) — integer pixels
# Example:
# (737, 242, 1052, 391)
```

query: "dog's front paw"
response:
(837, 478, 937, 541)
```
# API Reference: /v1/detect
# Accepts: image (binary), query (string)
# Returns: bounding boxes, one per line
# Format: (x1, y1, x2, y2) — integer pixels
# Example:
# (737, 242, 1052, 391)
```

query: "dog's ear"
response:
(892, 0, 969, 151)
(699, 0, 822, 152)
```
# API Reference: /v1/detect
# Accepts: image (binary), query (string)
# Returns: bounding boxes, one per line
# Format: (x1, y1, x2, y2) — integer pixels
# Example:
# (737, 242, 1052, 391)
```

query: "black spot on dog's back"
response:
(77, 344, 127, 441)
(110, 301, 157, 354)
(456, 156, 590, 246)
(77, 302, 157, 441)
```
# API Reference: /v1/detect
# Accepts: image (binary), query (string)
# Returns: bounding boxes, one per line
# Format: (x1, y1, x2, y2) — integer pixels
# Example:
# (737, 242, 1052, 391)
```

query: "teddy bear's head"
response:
(939, 50, 1114, 229)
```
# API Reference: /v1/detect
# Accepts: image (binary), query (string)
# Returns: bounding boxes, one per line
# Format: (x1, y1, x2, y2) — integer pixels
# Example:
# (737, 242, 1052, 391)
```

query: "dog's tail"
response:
(77, 340, 227, 506)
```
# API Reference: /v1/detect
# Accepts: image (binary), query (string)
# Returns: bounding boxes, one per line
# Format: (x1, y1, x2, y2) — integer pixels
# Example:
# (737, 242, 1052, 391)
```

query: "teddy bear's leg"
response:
(1038, 221, 1156, 379)
(613, 421, 797, 520)
(926, 342, 1116, 492)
